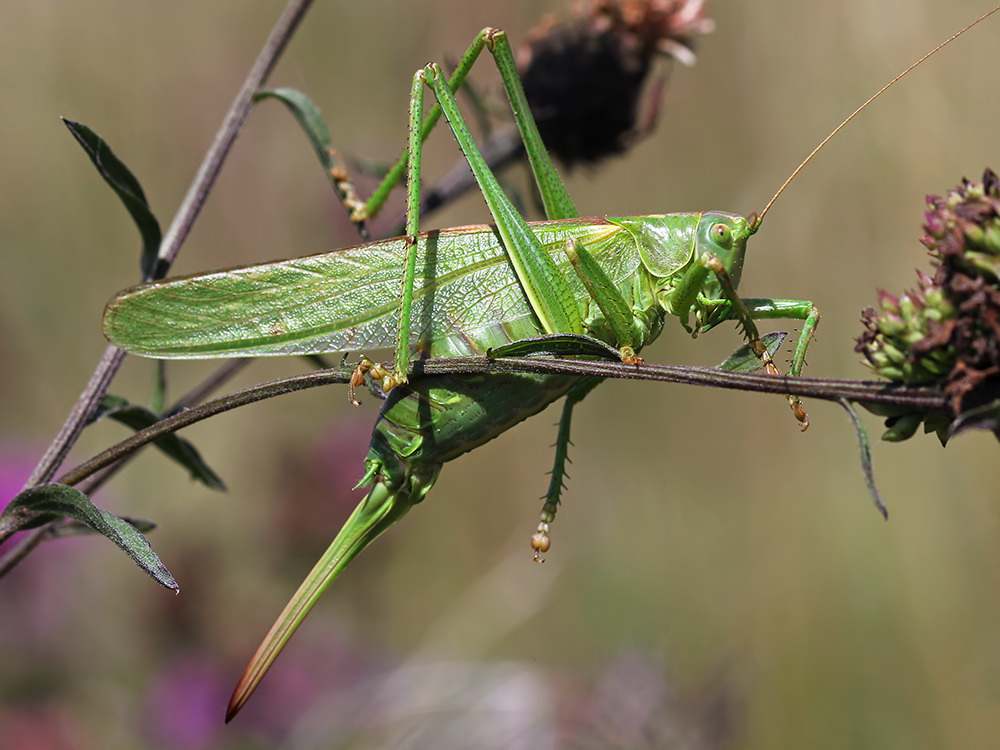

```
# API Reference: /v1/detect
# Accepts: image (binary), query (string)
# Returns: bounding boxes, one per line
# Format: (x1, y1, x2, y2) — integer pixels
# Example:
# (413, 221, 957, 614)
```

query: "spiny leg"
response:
(737, 299, 820, 428)
(417, 56, 659, 559)
(741, 297, 821, 422)
(388, 69, 429, 387)
(671, 250, 816, 429)
(739, 297, 821, 380)
(532, 378, 601, 562)
(699, 255, 810, 428)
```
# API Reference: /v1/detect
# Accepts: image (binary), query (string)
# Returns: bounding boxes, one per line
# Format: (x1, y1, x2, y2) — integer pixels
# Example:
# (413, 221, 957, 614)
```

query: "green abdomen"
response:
(366, 372, 579, 498)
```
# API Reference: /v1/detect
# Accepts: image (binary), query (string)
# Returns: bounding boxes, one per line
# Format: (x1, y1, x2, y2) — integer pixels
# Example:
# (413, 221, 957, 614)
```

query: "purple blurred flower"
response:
(0, 448, 88, 647)
(143, 656, 231, 750)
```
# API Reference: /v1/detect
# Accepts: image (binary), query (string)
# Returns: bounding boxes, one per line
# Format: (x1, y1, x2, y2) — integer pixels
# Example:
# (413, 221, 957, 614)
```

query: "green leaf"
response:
(0, 484, 177, 589)
(95, 395, 226, 490)
(255, 87, 366, 222)
(718, 332, 787, 372)
(837, 399, 889, 520)
(50, 515, 157, 538)
(62, 118, 162, 279)
(255, 88, 334, 156)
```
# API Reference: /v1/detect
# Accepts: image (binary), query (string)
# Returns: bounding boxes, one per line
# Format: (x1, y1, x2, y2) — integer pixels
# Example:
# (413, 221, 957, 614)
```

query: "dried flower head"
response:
(518, 0, 714, 167)
(856, 168, 1000, 442)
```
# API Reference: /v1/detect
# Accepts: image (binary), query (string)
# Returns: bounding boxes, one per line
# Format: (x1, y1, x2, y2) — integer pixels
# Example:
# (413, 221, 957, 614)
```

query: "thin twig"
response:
(167, 359, 255, 413)
(423, 356, 947, 412)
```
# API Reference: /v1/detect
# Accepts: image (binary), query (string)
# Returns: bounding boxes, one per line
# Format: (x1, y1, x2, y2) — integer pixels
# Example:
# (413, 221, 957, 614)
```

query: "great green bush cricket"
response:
(100, 7, 999, 720)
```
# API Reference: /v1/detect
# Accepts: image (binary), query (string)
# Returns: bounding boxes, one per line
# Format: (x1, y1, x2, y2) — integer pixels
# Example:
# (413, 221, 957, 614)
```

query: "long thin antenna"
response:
(754, 4, 1000, 229)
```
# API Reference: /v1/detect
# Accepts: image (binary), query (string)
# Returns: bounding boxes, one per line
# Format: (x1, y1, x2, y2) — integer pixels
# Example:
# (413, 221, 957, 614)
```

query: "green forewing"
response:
(103, 219, 641, 360)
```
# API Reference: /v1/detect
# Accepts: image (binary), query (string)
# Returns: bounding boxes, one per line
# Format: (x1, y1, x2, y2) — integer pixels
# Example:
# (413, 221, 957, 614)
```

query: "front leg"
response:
(738, 294, 821, 429)
(705, 257, 820, 429)
(740, 298, 822, 378)
(672, 251, 815, 428)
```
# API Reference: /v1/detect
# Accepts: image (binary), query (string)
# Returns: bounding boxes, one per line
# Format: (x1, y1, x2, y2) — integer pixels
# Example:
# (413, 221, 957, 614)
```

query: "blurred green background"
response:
(2, 1, 999, 748)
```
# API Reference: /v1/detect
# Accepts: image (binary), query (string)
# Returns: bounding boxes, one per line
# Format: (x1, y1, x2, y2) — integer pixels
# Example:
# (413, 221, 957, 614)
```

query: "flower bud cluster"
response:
(856, 168, 1000, 441)
(857, 276, 956, 384)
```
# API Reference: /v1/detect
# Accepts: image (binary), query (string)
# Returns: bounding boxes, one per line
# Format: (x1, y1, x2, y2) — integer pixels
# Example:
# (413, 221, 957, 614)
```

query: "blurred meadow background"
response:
(2, 1, 999, 748)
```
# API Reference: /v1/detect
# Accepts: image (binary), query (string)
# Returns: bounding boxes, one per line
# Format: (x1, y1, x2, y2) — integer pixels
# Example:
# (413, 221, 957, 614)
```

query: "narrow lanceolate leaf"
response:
(0, 484, 177, 589)
(62, 118, 162, 278)
(254, 88, 367, 238)
(94, 395, 226, 490)
(49, 516, 157, 537)
(837, 399, 888, 520)
(254, 88, 334, 161)
(718, 332, 787, 372)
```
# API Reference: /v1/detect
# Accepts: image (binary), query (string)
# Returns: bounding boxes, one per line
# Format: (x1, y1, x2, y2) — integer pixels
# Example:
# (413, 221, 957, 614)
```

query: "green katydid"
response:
(100, 10, 999, 721)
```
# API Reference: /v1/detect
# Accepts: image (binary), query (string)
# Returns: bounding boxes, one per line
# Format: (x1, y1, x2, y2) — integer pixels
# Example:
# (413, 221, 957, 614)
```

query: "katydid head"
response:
(685, 210, 754, 332)
(612, 210, 752, 334)
(699, 210, 753, 289)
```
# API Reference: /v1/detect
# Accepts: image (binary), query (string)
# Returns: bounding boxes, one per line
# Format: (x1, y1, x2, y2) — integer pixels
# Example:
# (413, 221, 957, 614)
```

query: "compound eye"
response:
(711, 222, 732, 247)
